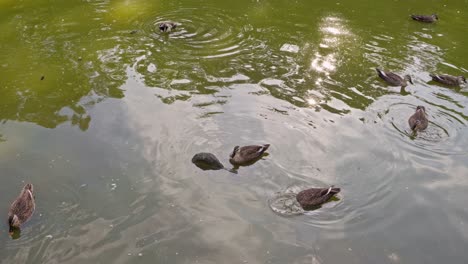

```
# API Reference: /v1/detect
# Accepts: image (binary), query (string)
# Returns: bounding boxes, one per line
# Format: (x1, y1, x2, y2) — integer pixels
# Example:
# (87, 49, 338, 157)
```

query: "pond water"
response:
(1, 0, 467, 263)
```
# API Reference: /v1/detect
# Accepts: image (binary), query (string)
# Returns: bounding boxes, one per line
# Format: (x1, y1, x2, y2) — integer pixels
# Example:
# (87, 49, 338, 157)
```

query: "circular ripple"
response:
(141, 8, 252, 60)
(269, 184, 342, 218)
(380, 101, 467, 155)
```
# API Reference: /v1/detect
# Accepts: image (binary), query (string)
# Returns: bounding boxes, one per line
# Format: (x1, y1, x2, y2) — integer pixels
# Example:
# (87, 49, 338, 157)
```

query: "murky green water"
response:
(1, 0, 467, 263)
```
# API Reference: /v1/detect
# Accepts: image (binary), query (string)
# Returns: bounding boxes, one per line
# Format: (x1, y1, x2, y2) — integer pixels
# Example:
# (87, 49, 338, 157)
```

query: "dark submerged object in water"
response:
(229, 144, 270, 166)
(376, 68, 413, 87)
(192, 152, 224, 170)
(8, 183, 36, 236)
(296, 187, 340, 210)
(408, 105, 428, 132)
(430, 74, 466, 86)
(159, 22, 177, 32)
(411, 14, 438, 23)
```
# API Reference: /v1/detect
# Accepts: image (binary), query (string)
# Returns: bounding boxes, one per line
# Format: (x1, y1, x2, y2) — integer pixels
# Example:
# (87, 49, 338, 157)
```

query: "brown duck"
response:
(430, 74, 466, 86)
(296, 187, 340, 210)
(376, 68, 413, 87)
(8, 183, 35, 235)
(411, 14, 438, 23)
(229, 144, 270, 165)
(159, 22, 178, 32)
(408, 106, 428, 132)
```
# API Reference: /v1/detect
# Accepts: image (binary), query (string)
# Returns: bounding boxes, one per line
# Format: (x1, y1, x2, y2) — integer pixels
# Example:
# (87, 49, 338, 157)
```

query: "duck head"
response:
(159, 23, 168, 32)
(416, 105, 426, 113)
(159, 22, 177, 32)
(230, 146, 240, 158)
(432, 14, 439, 20)
(8, 214, 20, 234)
(404, 75, 414, 85)
(458, 76, 467, 84)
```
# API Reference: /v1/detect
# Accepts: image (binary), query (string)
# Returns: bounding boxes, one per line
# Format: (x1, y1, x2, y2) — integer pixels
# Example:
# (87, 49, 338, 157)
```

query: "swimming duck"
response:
(376, 68, 413, 87)
(229, 144, 270, 166)
(159, 22, 177, 32)
(408, 106, 428, 132)
(430, 74, 466, 86)
(192, 152, 225, 170)
(411, 14, 438, 23)
(8, 183, 35, 235)
(296, 187, 340, 210)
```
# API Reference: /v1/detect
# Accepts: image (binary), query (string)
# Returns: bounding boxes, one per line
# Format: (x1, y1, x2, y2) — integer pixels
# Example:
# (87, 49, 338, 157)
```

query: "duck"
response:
(229, 144, 270, 166)
(376, 68, 413, 87)
(430, 74, 466, 86)
(159, 22, 177, 32)
(8, 183, 35, 235)
(411, 14, 438, 23)
(192, 152, 225, 170)
(408, 106, 428, 132)
(296, 187, 340, 210)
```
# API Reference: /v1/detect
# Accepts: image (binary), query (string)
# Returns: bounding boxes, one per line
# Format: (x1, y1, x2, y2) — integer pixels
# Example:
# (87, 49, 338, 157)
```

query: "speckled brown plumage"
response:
(376, 68, 413, 87)
(229, 144, 270, 165)
(411, 14, 438, 23)
(430, 74, 466, 86)
(408, 106, 428, 131)
(8, 183, 35, 233)
(296, 187, 340, 210)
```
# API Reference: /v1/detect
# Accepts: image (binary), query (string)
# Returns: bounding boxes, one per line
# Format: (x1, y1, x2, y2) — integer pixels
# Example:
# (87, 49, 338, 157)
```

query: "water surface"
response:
(1, 0, 467, 263)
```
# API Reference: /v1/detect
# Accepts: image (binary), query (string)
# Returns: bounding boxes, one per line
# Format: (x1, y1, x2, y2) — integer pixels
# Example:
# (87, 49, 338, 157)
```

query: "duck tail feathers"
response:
(260, 144, 270, 152)
(256, 144, 270, 153)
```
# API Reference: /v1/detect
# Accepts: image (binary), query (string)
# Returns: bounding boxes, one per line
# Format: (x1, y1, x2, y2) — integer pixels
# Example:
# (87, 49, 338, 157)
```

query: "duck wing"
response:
(376, 68, 404, 86)
(239, 144, 269, 157)
(430, 74, 457, 86)
(9, 191, 35, 223)
(296, 187, 340, 209)
(408, 111, 428, 131)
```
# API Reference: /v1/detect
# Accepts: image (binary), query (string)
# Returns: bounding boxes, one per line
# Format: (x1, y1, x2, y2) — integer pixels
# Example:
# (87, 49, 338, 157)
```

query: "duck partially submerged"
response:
(408, 106, 428, 132)
(192, 152, 225, 170)
(8, 183, 35, 235)
(430, 74, 466, 86)
(296, 187, 340, 210)
(229, 144, 270, 166)
(159, 22, 178, 32)
(411, 14, 438, 23)
(376, 68, 413, 87)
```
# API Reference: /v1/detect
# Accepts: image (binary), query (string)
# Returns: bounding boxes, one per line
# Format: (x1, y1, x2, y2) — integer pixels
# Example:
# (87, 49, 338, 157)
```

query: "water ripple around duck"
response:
(140, 8, 252, 60)
(377, 98, 468, 156)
